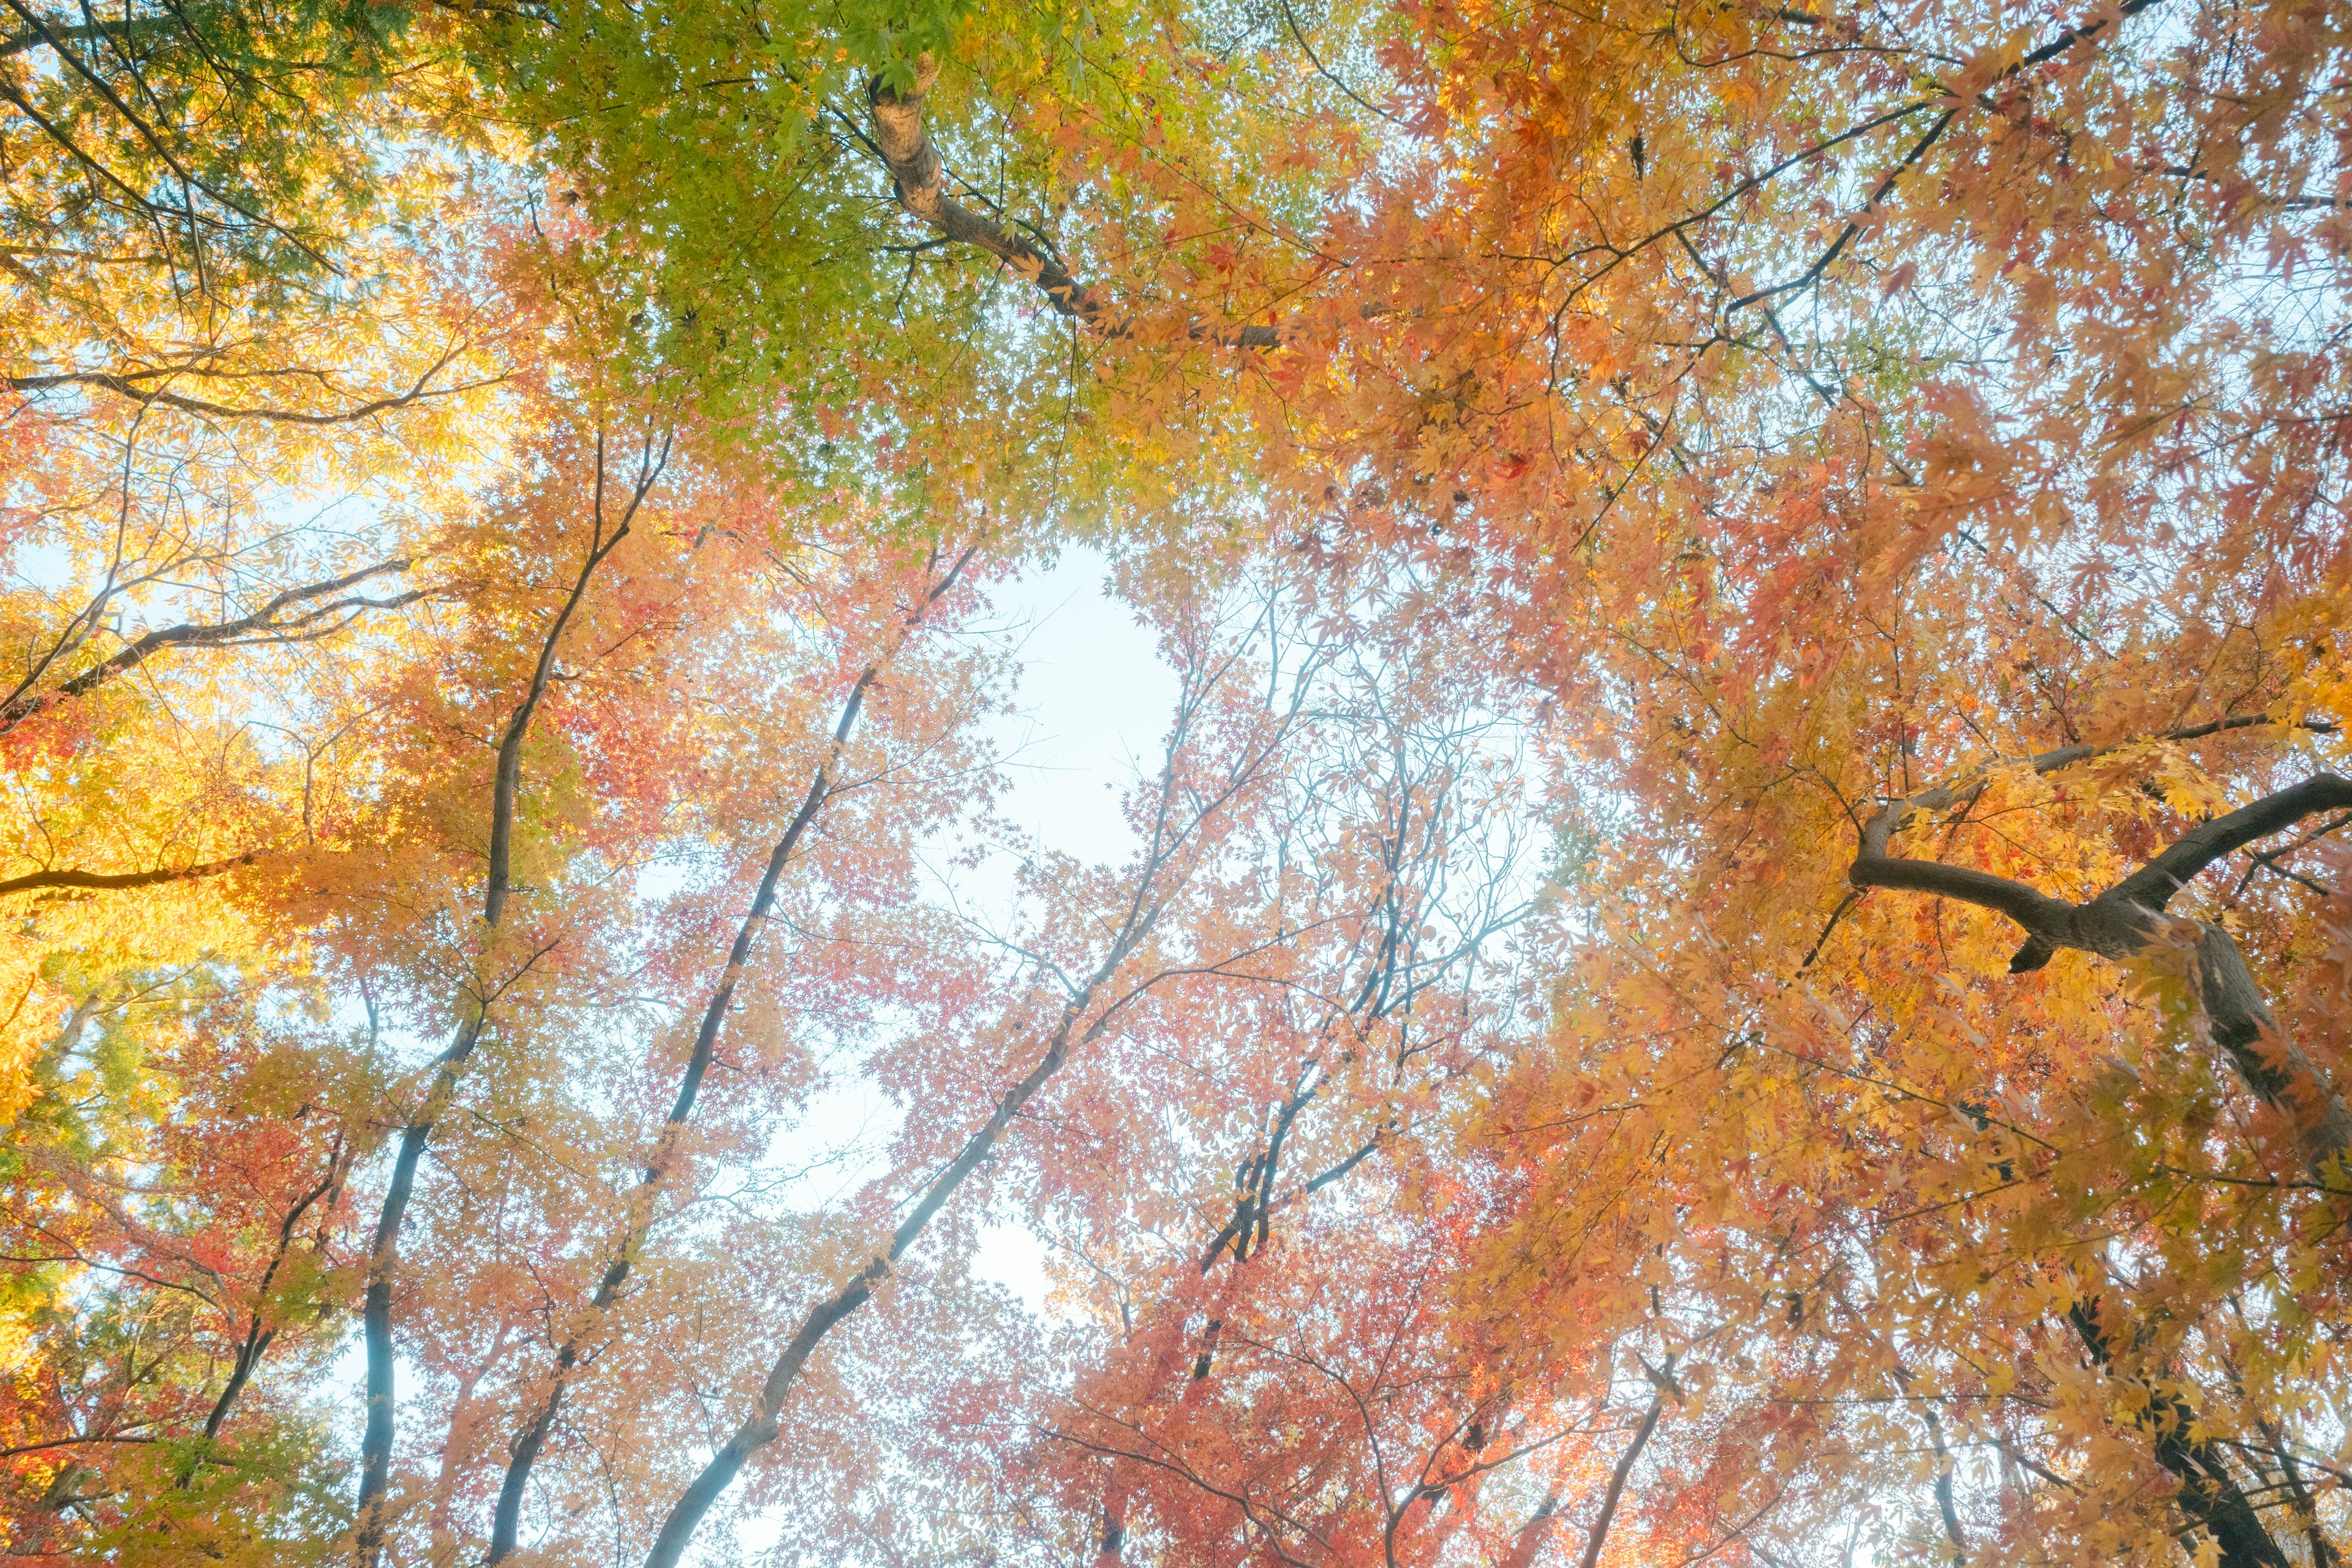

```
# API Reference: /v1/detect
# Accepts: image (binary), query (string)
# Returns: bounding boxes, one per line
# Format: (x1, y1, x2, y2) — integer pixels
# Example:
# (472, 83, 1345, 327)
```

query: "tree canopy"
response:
(2, 0, 2348, 1564)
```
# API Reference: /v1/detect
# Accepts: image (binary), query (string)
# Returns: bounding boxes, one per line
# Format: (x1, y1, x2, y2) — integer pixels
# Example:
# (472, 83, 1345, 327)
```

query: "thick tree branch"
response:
(1580, 1385, 1667, 1568)
(1847, 722, 2352, 1174)
(644, 927, 1154, 1568)
(869, 59, 1103, 325)
(865, 61, 1296, 349)
(0, 851, 258, 896)
(2112, 774, 2352, 914)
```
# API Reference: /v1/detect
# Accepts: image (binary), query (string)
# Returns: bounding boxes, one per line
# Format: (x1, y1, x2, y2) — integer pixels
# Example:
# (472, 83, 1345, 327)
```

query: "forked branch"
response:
(1845, 720, 2352, 1174)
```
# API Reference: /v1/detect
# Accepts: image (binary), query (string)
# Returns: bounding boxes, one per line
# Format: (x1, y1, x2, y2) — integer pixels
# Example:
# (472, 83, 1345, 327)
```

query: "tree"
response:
(864, 0, 2352, 1557)
(3, 0, 2350, 1561)
(1125, 0, 2352, 1558)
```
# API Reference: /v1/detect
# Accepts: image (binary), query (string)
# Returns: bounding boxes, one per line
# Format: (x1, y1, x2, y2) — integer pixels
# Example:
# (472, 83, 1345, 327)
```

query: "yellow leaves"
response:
(0, 0, 2347, 1555)
(2151, 766, 2227, 820)
(0, 880, 254, 1128)
(0, 1260, 56, 1386)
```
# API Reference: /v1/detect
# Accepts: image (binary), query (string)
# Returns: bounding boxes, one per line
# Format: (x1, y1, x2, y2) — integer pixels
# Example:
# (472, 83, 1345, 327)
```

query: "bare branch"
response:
(7, 352, 500, 426)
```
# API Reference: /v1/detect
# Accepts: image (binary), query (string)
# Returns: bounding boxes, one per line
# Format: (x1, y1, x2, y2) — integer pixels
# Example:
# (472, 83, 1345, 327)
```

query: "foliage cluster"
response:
(1, 0, 2348, 1564)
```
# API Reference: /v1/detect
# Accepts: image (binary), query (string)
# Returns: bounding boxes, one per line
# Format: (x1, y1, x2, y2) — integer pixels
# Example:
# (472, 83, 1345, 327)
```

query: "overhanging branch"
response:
(869, 59, 1102, 326)
(0, 850, 260, 897)
(864, 59, 1294, 349)
(0, 556, 421, 734)
(1845, 719, 2352, 1174)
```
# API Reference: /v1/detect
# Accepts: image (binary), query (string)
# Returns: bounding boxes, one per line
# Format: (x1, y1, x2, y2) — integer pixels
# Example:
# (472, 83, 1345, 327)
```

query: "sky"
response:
(734, 546, 1183, 1319)
(952, 547, 1179, 1317)
(971, 548, 1181, 883)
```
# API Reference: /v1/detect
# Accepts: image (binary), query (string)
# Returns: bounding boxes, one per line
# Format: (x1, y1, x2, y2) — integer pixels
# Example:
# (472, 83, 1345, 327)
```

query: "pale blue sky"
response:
(963, 547, 1175, 1316)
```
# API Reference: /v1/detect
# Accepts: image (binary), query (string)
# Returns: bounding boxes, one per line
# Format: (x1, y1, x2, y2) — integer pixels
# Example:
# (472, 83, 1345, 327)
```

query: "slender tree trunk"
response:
(486, 548, 974, 1563)
(352, 434, 665, 1565)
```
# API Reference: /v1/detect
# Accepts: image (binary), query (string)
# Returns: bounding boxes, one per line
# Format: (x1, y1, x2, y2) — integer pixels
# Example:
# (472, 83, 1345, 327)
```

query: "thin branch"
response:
(7, 354, 500, 426)
(0, 557, 420, 733)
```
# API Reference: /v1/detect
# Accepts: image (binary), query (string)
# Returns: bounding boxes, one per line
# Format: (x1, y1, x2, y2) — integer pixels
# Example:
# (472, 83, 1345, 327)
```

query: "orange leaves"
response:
(0, 0, 2348, 1556)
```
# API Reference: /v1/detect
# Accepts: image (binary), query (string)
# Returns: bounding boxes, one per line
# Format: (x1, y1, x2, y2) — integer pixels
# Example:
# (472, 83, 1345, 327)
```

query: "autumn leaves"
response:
(5, 0, 2352, 1562)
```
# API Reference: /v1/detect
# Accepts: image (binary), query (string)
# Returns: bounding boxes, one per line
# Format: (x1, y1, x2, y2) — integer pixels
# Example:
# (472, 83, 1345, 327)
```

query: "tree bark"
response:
(865, 59, 1289, 348)
(2067, 1298, 2290, 1568)
(1847, 746, 2352, 1176)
